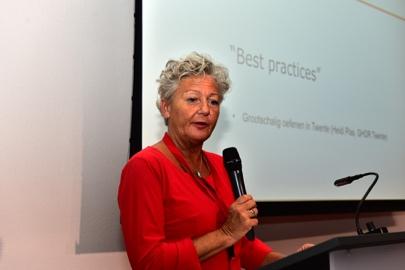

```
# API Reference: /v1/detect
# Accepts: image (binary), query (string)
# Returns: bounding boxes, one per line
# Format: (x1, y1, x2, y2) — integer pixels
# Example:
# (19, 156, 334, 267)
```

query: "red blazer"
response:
(118, 136, 271, 269)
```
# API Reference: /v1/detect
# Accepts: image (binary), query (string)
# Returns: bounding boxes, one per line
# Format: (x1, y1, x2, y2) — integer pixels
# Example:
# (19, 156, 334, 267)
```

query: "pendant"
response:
(195, 171, 202, 178)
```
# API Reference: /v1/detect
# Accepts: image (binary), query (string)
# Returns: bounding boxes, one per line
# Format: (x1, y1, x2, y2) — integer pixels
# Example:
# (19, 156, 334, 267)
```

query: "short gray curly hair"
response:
(156, 52, 231, 122)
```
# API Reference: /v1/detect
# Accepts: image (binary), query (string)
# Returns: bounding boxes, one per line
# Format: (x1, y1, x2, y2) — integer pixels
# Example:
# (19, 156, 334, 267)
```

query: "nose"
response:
(198, 100, 210, 115)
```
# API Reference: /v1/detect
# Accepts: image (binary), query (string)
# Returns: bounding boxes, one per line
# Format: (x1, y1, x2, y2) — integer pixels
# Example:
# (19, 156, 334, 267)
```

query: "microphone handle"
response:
(246, 226, 255, 240)
(233, 171, 255, 240)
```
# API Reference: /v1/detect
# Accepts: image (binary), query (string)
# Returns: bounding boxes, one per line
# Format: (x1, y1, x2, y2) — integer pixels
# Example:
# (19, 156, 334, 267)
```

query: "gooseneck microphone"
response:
(334, 173, 370, 187)
(223, 147, 255, 241)
(334, 172, 386, 235)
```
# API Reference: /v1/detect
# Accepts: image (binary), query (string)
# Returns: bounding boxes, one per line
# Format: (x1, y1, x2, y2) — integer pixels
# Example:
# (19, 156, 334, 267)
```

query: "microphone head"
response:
(223, 147, 242, 170)
(334, 178, 353, 186)
(334, 173, 369, 187)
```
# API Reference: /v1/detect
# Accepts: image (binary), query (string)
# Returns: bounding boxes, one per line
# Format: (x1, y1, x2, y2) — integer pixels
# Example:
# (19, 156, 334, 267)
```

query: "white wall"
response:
(0, 0, 132, 269)
(1, 1, 404, 269)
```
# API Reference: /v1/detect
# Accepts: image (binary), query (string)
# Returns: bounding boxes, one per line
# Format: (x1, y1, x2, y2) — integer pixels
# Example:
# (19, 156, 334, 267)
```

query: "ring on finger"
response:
(249, 208, 257, 217)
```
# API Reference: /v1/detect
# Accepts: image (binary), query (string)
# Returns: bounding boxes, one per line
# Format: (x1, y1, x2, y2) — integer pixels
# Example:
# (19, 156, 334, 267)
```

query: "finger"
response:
(248, 207, 258, 218)
(250, 217, 259, 227)
(242, 199, 257, 211)
(297, 243, 314, 252)
(302, 243, 314, 249)
(236, 194, 252, 204)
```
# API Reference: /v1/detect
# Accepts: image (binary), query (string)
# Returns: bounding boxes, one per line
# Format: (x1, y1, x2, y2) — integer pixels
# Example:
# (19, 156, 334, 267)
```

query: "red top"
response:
(118, 133, 271, 269)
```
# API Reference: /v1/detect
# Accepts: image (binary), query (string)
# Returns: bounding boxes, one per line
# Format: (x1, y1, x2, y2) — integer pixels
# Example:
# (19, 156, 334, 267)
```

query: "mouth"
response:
(192, 121, 209, 129)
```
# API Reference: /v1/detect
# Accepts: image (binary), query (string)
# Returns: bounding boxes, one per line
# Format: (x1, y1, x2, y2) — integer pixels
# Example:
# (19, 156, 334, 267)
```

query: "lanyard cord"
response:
(162, 133, 235, 261)
(162, 133, 229, 215)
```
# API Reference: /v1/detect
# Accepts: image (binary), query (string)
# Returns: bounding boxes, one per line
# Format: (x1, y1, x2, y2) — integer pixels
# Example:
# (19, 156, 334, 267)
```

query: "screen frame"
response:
(130, 0, 405, 216)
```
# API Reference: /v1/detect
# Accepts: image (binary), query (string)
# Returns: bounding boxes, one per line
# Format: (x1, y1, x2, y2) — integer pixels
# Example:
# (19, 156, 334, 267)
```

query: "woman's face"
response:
(161, 75, 221, 147)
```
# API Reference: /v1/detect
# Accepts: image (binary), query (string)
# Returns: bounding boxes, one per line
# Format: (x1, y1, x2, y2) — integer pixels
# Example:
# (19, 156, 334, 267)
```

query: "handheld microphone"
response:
(334, 172, 387, 235)
(223, 147, 255, 241)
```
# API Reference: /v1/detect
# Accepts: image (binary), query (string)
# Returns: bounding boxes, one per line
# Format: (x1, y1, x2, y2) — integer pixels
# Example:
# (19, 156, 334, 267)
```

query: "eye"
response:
(208, 98, 220, 107)
(186, 97, 199, 104)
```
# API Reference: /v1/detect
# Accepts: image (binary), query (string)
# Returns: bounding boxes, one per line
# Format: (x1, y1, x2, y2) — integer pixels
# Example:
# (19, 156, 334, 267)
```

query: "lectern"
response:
(260, 231, 405, 270)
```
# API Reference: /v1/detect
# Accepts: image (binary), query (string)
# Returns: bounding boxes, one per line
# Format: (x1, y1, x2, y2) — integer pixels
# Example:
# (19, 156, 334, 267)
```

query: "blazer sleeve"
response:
(240, 237, 272, 270)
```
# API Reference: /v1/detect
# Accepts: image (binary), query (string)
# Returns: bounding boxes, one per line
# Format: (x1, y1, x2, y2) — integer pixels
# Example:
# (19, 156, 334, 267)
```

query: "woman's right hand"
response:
(220, 194, 259, 243)
(192, 194, 259, 260)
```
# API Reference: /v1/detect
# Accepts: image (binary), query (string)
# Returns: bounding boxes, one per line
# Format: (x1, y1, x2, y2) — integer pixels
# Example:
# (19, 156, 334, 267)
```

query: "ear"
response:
(160, 99, 171, 119)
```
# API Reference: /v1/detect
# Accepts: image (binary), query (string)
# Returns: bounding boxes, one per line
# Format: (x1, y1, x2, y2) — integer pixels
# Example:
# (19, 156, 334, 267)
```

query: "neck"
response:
(166, 131, 205, 177)
(167, 131, 203, 163)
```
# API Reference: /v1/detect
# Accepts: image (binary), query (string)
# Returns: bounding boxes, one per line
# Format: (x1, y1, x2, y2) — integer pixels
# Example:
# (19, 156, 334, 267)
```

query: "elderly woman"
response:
(118, 52, 307, 269)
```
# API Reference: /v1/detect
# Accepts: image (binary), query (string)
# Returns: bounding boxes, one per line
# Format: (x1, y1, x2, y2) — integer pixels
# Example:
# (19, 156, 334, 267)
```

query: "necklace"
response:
(195, 154, 204, 178)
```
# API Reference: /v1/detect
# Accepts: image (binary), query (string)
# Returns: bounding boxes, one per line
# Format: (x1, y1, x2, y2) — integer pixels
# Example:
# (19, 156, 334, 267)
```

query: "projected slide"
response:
(142, 0, 405, 202)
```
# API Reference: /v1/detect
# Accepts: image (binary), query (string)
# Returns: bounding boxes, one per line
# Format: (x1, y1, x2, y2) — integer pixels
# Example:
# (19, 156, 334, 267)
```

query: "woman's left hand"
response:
(296, 243, 314, 252)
